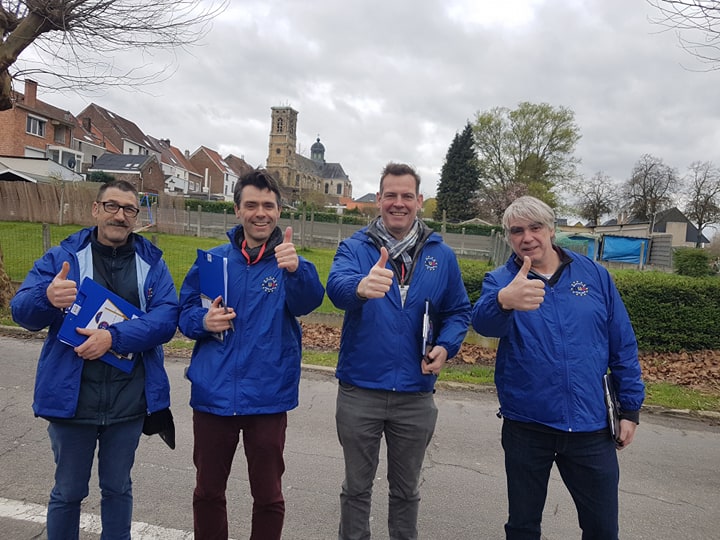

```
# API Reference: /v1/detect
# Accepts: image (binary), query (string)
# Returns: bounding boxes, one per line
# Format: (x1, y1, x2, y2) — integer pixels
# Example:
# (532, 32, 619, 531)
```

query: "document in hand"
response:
(421, 298, 436, 361)
(602, 373, 622, 444)
(58, 277, 143, 373)
(196, 249, 232, 341)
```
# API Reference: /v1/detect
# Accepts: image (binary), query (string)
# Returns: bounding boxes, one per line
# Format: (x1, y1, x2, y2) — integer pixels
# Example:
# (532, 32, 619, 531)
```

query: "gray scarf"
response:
(368, 217, 422, 269)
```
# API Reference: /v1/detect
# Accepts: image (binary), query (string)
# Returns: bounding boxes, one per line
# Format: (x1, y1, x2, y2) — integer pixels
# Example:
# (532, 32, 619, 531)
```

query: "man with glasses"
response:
(11, 179, 179, 539)
(327, 162, 471, 540)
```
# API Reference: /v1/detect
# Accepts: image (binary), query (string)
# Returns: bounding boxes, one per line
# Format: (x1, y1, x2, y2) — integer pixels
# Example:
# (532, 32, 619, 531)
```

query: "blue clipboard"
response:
(196, 249, 232, 341)
(57, 277, 143, 373)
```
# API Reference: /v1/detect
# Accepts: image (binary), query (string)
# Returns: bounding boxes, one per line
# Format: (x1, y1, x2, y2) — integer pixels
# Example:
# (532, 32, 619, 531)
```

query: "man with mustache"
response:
(11, 179, 179, 539)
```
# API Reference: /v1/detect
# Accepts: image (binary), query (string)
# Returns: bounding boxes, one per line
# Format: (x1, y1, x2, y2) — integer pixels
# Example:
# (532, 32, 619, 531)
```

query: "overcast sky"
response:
(31, 0, 720, 213)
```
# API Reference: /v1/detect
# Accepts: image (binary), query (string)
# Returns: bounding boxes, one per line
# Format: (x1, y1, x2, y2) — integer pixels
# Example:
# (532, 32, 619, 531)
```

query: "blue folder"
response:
(57, 277, 143, 373)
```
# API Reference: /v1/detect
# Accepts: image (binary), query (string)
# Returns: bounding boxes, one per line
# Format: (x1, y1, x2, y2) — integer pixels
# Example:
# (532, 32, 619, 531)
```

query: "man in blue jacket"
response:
(471, 196, 645, 540)
(11, 179, 179, 539)
(327, 162, 471, 540)
(178, 169, 325, 540)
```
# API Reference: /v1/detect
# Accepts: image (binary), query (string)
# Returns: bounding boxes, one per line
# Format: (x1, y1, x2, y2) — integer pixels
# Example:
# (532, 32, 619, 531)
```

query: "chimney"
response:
(185, 150, 190, 159)
(24, 79, 38, 107)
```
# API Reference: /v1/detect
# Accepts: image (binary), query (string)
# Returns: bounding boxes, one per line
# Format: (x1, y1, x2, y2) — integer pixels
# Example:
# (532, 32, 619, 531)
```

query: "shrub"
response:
(458, 259, 493, 304)
(613, 271, 720, 352)
(673, 247, 714, 277)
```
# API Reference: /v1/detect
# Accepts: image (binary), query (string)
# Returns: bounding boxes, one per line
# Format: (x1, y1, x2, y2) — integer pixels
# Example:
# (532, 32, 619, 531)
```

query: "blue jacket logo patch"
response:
(570, 280, 589, 296)
(262, 276, 279, 293)
(424, 256, 438, 271)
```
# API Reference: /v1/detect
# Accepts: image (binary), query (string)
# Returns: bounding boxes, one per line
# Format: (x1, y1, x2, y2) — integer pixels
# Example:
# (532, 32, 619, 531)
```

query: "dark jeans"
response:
(46, 418, 144, 540)
(335, 382, 438, 540)
(502, 419, 619, 540)
(192, 410, 287, 540)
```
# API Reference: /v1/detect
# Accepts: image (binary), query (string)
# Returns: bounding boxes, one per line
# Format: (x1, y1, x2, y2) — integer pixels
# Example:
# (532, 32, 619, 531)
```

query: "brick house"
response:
(0, 79, 83, 174)
(187, 146, 239, 199)
(88, 153, 165, 194)
(76, 103, 155, 158)
(147, 136, 203, 194)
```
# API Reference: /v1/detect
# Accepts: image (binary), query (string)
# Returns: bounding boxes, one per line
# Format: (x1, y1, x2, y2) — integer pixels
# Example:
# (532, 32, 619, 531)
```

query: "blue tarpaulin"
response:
(600, 236, 650, 264)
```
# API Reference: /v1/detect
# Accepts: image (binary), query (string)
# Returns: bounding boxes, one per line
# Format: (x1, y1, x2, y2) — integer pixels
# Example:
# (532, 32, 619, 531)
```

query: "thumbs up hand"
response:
(275, 226, 299, 272)
(356, 247, 394, 299)
(497, 256, 546, 311)
(47, 261, 77, 309)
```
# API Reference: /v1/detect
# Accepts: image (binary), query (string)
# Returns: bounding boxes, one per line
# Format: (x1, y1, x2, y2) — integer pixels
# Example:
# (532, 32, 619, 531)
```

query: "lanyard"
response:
(241, 239, 267, 265)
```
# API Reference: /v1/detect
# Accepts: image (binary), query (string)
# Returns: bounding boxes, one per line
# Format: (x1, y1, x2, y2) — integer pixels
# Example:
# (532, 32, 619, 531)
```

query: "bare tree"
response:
(683, 160, 720, 246)
(647, 0, 720, 70)
(0, 0, 226, 111)
(574, 171, 618, 226)
(623, 154, 678, 223)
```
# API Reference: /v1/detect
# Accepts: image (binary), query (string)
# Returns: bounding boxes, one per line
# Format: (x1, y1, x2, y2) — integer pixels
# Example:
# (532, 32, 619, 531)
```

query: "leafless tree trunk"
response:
(0, 243, 13, 309)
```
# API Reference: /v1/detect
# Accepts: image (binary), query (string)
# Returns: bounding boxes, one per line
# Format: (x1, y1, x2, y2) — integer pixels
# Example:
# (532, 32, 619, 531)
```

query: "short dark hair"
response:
(379, 162, 421, 194)
(234, 169, 282, 207)
(96, 179, 139, 201)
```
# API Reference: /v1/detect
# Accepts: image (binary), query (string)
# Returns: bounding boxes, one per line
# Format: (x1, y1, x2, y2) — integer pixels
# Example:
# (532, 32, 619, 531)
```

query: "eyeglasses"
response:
(98, 201, 140, 218)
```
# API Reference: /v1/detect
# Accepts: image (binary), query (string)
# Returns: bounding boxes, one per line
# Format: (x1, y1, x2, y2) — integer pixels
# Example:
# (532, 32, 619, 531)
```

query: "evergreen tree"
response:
(434, 122, 480, 222)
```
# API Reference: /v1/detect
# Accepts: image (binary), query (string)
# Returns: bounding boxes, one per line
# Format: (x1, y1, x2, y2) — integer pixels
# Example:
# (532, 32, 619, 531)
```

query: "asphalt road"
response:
(1, 335, 719, 539)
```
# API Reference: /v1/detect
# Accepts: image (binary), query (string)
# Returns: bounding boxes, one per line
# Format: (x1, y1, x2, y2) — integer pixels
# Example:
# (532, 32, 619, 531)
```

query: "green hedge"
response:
(613, 271, 720, 352)
(468, 264, 720, 353)
(459, 259, 493, 303)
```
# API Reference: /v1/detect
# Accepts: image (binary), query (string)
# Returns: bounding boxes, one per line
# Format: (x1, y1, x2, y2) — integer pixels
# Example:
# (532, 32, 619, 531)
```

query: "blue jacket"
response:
(11, 227, 179, 419)
(471, 249, 645, 432)
(327, 228, 471, 392)
(178, 225, 325, 416)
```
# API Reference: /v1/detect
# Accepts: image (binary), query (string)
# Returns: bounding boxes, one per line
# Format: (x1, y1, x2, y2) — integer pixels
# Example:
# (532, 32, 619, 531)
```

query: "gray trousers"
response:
(335, 381, 439, 540)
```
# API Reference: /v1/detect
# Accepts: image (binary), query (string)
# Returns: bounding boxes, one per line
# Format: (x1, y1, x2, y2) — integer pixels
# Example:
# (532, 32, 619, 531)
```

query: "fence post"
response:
(223, 208, 228, 232)
(42, 223, 51, 252)
(461, 227, 466, 255)
(196, 206, 202, 237)
(300, 211, 306, 250)
(639, 241, 646, 271)
(310, 210, 315, 248)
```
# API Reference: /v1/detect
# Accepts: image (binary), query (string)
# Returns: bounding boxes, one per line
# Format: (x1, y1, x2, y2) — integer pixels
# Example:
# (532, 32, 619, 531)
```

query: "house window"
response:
(54, 125, 66, 144)
(337, 184, 343, 195)
(26, 116, 46, 137)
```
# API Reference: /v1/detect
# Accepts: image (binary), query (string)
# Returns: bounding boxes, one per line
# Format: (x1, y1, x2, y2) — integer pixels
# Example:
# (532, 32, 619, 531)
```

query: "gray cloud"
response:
(50, 0, 720, 203)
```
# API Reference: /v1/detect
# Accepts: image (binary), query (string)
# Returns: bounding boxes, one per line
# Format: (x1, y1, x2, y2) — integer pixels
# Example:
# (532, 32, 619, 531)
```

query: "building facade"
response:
(0, 79, 83, 175)
(265, 106, 352, 205)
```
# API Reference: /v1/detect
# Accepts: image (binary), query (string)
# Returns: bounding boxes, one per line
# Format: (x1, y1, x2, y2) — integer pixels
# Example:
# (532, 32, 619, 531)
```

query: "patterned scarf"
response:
(368, 217, 422, 269)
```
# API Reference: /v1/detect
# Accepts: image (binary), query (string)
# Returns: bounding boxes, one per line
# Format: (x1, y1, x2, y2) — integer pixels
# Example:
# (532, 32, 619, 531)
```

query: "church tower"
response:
(267, 106, 298, 187)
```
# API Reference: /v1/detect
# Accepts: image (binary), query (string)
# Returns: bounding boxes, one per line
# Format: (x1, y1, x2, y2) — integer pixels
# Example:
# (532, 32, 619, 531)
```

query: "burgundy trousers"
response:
(192, 410, 287, 540)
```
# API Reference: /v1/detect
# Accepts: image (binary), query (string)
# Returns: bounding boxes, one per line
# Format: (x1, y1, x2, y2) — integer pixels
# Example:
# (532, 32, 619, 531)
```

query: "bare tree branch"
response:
(0, 0, 227, 110)
(647, 0, 720, 70)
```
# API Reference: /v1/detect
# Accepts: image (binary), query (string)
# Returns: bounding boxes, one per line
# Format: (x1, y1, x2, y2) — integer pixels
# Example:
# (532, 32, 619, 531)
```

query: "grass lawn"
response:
(3, 221, 719, 412)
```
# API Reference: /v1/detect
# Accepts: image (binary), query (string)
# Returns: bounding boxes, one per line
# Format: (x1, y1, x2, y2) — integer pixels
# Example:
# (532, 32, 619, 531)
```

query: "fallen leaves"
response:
(300, 322, 720, 392)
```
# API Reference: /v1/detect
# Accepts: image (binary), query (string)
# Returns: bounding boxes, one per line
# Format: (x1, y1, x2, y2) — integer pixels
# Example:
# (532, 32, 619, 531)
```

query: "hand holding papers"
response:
(422, 298, 435, 361)
(603, 373, 623, 447)
(58, 277, 143, 373)
(197, 249, 235, 341)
